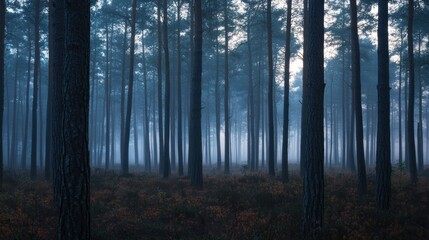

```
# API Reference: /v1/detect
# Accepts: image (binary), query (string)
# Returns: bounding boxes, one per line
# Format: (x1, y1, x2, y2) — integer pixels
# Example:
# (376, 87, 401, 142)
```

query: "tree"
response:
(162, 0, 171, 178)
(350, 0, 367, 195)
(104, 23, 111, 170)
(58, 0, 91, 238)
(189, 0, 203, 188)
(142, 35, 151, 172)
(302, 0, 325, 237)
(281, 0, 292, 182)
(376, 0, 391, 210)
(407, 0, 417, 184)
(122, 0, 137, 175)
(157, 0, 164, 175)
(267, 0, 275, 177)
(50, 0, 65, 205)
(224, 0, 230, 174)
(30, 0, 40, 180)
(0, 0, 4, 189)
(176, 0, 184, 176)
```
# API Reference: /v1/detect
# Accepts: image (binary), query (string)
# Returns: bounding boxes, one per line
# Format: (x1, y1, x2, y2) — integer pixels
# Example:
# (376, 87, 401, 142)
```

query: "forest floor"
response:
(0, 165, 428, 240)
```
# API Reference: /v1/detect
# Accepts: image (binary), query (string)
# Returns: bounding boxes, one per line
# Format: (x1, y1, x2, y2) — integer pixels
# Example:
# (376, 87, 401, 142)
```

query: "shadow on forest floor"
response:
(0, 165, 428, 240)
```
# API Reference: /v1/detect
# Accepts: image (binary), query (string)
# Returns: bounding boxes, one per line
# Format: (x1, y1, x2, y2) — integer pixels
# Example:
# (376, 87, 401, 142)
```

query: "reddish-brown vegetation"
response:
(0, 169, 428, 239)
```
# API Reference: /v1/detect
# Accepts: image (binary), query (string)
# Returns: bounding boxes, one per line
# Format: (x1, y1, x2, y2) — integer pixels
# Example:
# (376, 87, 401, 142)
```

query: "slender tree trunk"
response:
(22, 37, 32, 170)
(267, 0, 275, 176)
(176, 2, 184, 175)
(122, 0, 137, 175)
(162, 0, 171, 178)
(142, 35, 151, 172)
(120, 20, 128, 162)
(398, 29, 403, 167)
(38, 62, 43, 170)
(302, 0, 325, 236)
(300, 0, 308, 175)
(224, 0, 230, 174)
(407, 0, 417, 184)
(350, 0, 367, 195)
(31, 0, 41, 179)
(376, 0, 392, 210)
(417, 31, 423, 172)
(282, 0, 292, 182)
(0, 0, 4, 188)
(133, 99, 139, 166)
(215, 16, 221, 171)
(189, 0, 203, 187)
(11, 50, 19, 167)
(157, 0, 164, 175)
(104, 24, 110, 170)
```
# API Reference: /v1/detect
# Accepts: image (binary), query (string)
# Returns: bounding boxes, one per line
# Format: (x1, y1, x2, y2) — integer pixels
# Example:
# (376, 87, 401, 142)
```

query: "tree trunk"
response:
(162, 0, 171, 178)
(376, 0, 392, 210)
(133, 99, 139, 165)
(58, 1, 90, 238)
(104, 23, 110, 170)
(142, 35, 151, 172)
(22, 37, 32, 170)
(176, 1, 183, 175)
(157, 0, 164, 175)
(31, 0, 41, 179)
(189, 0, 203, 188)
(224, 0, 230, 174)
(122, 0, 137, 175)
(350, 0, 367, 195)
(120, 20, 128, 162)
(407, 0, 417, 184)
(281, 0, 292, 182)
(11, 50, 19, 168)
(267, 0, 275, 176)
(398, 29, 403, 167)
(417, 31, 423, 172)
(302, 0, 325, 236)
(300, 0, 308, 175)
(215, 16, 221, 171)
(0, 0, 4, 188)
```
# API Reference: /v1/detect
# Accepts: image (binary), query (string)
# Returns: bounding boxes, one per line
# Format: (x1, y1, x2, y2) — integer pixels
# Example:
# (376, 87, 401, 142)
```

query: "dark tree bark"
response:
(224, 0, 230, 174)
(398, 29, 404, 167)
(215, 16, 221, 171)
(58, 0, 91, 238)
(142, 35, 151, 172)
(376, 0, 392, 210)
(302, 0, 325, 237)
(350, 0, 367, 195)
(416, 32, 423, 173)
(11, 50, 19, 168)
(246, 13, 255, 172)
(22, 36, 32, 170)
(300, 0, 308, 175)
(104, 23, 110, 170)
(189, 0, 203, 188)
(407, 0, 417, 184)
(157, 0, 164, 175)
(281, 0, 292, 182)
(31, 0, 41, 179)
(45, 0, 55, 181)
(133, 99, 139, 165)
(267, 0, 275, 177)
(50, 0, 65, 203)
(120, 20, 128, 159)
(122, 0, 137, 175)
(0, 0, 4, 188)
(162, 0, 171, 178)
(176, 1, 184, 176)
